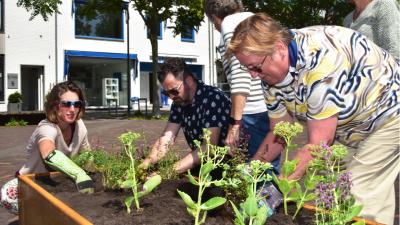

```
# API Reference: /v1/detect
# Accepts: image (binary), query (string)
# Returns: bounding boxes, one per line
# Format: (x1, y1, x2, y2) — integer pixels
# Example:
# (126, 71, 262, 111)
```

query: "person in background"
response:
(140, 58, 231, 173)
(226, 13, 399, 225)
(343, 0, 400, 58)
(204, 0, 279, 172)
(0, 81, 94, 214)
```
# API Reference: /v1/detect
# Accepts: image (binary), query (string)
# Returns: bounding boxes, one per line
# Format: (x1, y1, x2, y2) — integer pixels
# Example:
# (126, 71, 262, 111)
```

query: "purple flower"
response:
(336, 172, 353, 200)
(316, 182, 335, 209)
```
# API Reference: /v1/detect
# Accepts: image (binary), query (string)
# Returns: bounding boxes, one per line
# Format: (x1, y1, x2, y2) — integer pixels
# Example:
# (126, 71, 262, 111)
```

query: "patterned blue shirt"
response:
(169, 81, 231, 150)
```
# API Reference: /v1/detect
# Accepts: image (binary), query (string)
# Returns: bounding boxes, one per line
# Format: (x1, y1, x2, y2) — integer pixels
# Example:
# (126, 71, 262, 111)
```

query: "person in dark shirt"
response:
(140, 58, 231, 173)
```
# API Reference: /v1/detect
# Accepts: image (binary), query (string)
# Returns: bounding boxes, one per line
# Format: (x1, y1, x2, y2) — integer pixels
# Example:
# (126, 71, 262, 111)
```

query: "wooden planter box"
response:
(18, 172, 383, 225)
(18, 173, 92, 225)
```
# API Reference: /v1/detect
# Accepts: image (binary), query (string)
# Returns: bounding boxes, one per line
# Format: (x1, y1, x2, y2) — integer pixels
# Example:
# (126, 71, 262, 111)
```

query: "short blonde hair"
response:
(226, 13, 292, 59)
(45, 81, 85, 123)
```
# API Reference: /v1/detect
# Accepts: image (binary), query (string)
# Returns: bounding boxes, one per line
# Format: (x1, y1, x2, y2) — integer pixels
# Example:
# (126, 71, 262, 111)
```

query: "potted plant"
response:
(7, 91, 22, 113)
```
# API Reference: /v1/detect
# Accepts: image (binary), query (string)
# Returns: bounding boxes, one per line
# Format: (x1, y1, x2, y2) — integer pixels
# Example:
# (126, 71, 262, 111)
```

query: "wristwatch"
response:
(229, 116, 241, 125)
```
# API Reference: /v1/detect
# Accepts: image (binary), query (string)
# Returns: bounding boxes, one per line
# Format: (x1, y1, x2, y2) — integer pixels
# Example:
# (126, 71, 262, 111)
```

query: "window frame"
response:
(181, 28, 195, 42)
(0, 0, 4, 33)
(73, 0, 124, 41)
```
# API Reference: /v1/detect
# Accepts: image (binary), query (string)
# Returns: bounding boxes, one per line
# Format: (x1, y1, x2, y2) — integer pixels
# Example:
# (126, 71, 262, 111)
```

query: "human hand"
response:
(225, 125, 241, 155)
(75, 173, 95, 194)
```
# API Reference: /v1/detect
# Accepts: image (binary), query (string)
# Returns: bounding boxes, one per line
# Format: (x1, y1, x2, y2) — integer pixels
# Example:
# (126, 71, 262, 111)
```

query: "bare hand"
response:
(225, 125, 241, 156)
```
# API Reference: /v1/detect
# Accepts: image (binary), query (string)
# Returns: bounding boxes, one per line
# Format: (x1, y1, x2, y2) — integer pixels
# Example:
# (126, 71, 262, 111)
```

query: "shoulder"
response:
(75, 119, 88, 133)
(36, 119, 58, 132)
(221, 12, 253, 34)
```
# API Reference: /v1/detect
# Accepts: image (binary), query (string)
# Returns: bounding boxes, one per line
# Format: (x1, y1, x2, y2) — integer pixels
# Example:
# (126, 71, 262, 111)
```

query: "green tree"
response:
(242, 0, 352, 28)
(17, 0, 204, 116)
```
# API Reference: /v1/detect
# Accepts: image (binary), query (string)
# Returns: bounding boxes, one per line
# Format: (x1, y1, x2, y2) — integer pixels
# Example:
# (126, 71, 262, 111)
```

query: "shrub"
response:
(8, 92, 22, 103)
(5, 118, 28, 126)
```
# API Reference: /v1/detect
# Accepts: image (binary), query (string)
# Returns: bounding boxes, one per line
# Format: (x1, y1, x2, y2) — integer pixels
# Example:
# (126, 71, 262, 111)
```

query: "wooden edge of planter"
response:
(18, 172, 93, 225)
(303, 204, 384, 225)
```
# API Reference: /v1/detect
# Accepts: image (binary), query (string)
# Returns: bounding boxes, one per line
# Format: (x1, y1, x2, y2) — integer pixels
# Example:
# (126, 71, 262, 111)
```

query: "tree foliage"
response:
(242, 0, 353, 28)
(17, 0, 62, 21)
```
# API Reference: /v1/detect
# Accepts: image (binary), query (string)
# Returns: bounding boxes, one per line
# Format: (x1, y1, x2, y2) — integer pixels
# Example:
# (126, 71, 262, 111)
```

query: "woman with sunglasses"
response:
(0, 81, 93, 214)
(226, 13, 399, 225)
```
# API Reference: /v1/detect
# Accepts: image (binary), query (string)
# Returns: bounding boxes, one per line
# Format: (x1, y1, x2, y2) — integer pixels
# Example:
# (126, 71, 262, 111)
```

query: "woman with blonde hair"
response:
(0, 81, 93, 214)
(227, 12, 400, 225)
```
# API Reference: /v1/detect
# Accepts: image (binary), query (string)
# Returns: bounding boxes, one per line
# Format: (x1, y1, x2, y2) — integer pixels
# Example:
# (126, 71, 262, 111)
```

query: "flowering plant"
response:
(272, 121, 319, 218)
(312, 144, 365, 225)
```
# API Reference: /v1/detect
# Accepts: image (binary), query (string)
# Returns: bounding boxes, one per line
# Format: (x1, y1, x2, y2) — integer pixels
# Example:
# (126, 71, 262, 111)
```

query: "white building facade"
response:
(0, 0, 219, 112)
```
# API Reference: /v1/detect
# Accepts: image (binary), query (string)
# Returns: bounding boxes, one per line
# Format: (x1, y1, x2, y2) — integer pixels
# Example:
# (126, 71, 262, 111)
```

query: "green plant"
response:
(118, 132, 161, 213)
(312, 144, 365, 225)
(72, 149, 130, 189)
(8, 92, 22, 103)
(177, 129, 229, 225)
(272, 121, 319, 219)
(229, 160, 273, 225)
(5, 118, 28, 126)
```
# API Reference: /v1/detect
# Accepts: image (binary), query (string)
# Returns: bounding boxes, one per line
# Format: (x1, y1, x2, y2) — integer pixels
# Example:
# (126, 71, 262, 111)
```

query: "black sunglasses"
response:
(161, 82, 183, 97)
(59, 100, 84, 108)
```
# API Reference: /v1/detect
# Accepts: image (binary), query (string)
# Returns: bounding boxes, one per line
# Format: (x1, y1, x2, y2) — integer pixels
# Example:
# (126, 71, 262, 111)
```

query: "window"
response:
(147, 21, 163, 40)
(181, 27, 195, 42)
(74, 0, 123, 40)
(0, 55, 4, 101)
(0, 0, 3, 32)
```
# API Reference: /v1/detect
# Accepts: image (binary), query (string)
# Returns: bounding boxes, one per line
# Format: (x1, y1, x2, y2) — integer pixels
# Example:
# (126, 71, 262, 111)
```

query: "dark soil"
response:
(35, 174, 315, 225)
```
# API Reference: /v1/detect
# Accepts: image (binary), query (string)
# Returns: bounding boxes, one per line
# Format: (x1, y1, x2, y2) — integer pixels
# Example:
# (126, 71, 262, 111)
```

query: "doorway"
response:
(21, 65, 44, 111)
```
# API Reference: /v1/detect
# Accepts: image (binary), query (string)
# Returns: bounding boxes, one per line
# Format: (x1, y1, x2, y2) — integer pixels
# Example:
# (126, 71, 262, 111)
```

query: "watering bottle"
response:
(257, 182, 283, 217)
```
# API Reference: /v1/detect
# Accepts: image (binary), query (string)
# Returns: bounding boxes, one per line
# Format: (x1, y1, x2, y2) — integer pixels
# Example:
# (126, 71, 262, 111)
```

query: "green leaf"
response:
(304, 193, 316, 201)
(304, 174, 318, 190)
(351, 220, 366, 225)
(200, 161, 214, 177)
(229, 201, 245, 225)
(124, 196, 134, 214)
(254, 205, 268, 225)
(345, 205, 363, 222)
(187, 207, 197, 217)
(120, 180, 135, 188)
(142, 175, 162, 194)
(282, 160, 297, 177)
(187, 171, 199, 185)
(243, 196, 258, 217)
(177, 189, 196, 209)
(200, 197, 226, 210)
(277, 179, 291, 195)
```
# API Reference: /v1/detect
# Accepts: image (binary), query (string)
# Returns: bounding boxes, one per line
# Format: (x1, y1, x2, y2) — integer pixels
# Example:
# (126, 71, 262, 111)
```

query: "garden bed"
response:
(18, 172, 382, 225)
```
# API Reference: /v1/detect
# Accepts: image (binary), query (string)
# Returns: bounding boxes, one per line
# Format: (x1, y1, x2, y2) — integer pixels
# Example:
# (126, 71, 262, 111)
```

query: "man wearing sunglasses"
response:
(140, 58, 231, 173)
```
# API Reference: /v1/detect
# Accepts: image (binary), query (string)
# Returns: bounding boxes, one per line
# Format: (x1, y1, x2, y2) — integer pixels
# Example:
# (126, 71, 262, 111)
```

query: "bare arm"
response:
(251, 113, 293, 163)
(288, 115, 338, 180)
(225, 93, 247, 150)
(174, 127, 221, 174)
(38, 139, 57, 159)
(141, 122, 180, 167)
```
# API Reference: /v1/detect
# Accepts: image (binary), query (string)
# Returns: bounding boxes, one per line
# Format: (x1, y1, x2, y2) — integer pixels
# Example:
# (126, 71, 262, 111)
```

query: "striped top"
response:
(218, 12, 267, 115)
(264, 26, 400, 147)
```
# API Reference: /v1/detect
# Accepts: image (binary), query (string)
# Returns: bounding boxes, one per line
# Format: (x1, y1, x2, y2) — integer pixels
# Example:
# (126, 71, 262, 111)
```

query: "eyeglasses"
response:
(240, 55, 268, 73)
(161, 82, 183, 97)
(59, 100, 84, 108)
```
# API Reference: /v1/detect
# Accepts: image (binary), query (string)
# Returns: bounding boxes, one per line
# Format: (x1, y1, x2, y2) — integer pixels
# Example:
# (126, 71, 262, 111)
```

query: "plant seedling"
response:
(118, 132, 162, 213)
(177, 129, 229, 225)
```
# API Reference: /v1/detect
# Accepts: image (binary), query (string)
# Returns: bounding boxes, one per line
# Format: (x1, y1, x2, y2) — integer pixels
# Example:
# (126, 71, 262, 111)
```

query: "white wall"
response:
(1, 1, 219, 112)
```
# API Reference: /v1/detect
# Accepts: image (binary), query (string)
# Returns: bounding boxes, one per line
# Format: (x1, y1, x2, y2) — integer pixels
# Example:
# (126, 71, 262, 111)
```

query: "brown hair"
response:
(204, 0, 243, 20)
(226, 13, 292, 59)
(157, 57, 194, 83)
(45, 81, 86, 123)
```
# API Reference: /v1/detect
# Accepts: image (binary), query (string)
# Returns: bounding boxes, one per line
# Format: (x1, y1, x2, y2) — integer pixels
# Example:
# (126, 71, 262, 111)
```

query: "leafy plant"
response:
(5, 118, 28, 126)
(177, 129, 229, 225)
(118, 132, 161, 213)
(72, 149, 130, 189)
(312, 144, 365, 225)
(272, 121, 321, 220)
(8, 92, 22, 103)
(229, 160, 273, 225)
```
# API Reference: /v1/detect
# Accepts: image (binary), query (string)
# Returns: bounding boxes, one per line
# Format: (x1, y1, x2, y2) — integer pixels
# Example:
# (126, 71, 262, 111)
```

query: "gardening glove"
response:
(257, 182, 283, 216)
(45, 150, 94, 194)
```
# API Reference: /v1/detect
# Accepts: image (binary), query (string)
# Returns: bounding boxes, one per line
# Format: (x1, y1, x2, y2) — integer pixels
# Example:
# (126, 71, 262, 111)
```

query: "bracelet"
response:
(229, 116, 242, 125)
